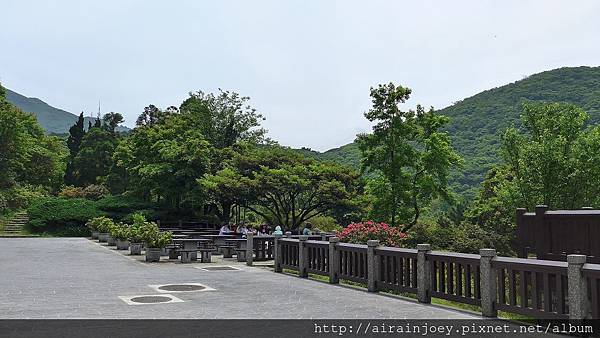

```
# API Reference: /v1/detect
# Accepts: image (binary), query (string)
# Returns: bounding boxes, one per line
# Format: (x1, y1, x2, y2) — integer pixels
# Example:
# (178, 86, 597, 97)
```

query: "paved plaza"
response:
(0, 238, 480, 319)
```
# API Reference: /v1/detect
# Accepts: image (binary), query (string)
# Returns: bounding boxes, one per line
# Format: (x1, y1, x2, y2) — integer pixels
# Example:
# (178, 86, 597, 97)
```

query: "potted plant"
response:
(143, 228, 172, 262)
(128, 214, 146, 255)
(86, 219, 100, 239)
(88, 217, 113, 243)
(110, 222, 130, 250)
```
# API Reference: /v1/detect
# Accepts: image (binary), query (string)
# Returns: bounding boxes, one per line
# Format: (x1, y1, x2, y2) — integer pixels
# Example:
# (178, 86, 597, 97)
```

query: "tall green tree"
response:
(179, 90, 267, 148)
(356, 83, 461, 231)
(200, 146, 359, 230)
(64, 112, 86, 185)
(73, 127, 116, 186)
(102, 112, 124, 133)
(500, 102, 600, 209)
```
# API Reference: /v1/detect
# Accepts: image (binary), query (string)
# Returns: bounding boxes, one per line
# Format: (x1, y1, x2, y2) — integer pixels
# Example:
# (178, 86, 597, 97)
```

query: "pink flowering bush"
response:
(336, 221, 407, 247)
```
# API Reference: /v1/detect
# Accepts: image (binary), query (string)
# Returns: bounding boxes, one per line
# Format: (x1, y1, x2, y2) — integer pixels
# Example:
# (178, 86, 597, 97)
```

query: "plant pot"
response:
(98, 232, 109, 242)
(145, 248, 162, 262)
(91, 231, 99, 239)
(116, 239, 130, 250)
(107, 235, 116, 246)
(130, 242, 143, 255)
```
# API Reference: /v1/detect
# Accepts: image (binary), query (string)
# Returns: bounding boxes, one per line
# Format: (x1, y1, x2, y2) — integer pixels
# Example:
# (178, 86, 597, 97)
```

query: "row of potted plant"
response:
(86, 213, 172, 262)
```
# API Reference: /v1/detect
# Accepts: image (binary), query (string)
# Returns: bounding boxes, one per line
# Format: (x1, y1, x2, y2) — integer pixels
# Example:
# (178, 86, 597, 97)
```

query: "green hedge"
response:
(28, 197, 104, 235)
(96, 195, 154, 212)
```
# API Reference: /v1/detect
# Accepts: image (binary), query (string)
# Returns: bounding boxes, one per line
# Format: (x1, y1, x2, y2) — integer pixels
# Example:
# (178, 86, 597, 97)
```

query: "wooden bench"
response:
(235, 248, 247, 262)
(197, 248, 214, 263)
(166, 244, 180, 259)
(178, 247, 214, 263)
(220, 245, 237, 258)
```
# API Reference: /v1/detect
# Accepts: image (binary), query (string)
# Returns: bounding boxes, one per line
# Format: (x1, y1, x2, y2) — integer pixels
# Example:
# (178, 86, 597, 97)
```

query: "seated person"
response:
(237, 223, 249, 238)
(273, 225, 283, 235)
(302, 223, 313, 236)
(219, 223, 232, 235)
(258, 224, 269, 235)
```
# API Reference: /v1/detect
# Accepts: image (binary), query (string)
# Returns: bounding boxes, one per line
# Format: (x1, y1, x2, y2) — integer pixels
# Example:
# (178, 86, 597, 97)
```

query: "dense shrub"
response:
(0, 185, 47, 212)
(404, 222, 455, 250)
(28, 197, 104, 235)
(308, 215, 342, 233)
(58, 186, 86, 199)
(336, 221, 407, 247)
(96, 195, 154, 212)
(59, 185, 110, 201)
(95, 195, 159, 222)
(82, 185, 110, 200)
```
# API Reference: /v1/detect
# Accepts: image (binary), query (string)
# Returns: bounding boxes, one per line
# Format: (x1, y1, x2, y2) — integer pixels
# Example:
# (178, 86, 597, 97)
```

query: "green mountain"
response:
(306, 66, 600, 198)
(5, 89, 130, 134)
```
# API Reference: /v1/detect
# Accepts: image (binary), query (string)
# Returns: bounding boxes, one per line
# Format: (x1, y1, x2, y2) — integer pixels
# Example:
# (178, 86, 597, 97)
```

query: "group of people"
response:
(218, 222, 316, 237)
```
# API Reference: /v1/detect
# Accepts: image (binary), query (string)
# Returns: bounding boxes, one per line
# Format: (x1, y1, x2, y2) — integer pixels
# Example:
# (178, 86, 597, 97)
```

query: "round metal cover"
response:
(203, 266, 239, 271)
(129, 296, 173, 304)
(157, 284, 206, 292)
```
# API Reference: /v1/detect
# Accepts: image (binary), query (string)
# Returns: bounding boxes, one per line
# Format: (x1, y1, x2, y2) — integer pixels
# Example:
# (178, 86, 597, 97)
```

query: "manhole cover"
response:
(201, 266, 240, 271)
(158, 284, 206, 292)
(129, 296, 173, 304)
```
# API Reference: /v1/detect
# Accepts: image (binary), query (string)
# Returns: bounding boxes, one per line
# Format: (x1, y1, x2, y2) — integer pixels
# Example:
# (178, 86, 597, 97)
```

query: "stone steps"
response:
(2, 212, 29, 234)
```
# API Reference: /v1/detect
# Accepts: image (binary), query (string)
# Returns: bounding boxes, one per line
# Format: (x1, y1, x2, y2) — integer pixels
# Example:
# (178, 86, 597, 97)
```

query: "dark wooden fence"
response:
(516, 206, 600, 263)
(375, 247, 417, 294)
(493, 257, 568, 319)
(270, 235, 600, 320)
(429, 251, 481, 306)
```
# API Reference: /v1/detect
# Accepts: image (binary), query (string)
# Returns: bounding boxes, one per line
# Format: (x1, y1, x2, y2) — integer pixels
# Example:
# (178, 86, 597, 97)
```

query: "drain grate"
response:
(158, 284, 205, 292)
(130, 295, 173, 303)
(119, 294, 184, 305)
(148, 283, 216, 293)
(198, 266, 241, 271)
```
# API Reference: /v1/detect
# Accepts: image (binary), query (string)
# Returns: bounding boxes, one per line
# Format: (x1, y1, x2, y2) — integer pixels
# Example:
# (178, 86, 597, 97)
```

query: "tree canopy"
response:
(356, 83, 461, 231)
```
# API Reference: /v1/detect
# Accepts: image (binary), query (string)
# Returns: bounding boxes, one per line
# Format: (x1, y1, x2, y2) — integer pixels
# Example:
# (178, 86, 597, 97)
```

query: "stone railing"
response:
(262, 234, 600, 320)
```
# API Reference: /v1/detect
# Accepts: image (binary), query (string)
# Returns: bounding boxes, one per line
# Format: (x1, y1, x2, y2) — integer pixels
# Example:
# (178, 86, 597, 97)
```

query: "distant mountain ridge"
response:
(5, 89, 130, 134)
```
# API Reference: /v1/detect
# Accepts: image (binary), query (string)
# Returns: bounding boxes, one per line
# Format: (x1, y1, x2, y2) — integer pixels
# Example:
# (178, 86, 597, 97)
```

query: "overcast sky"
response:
(1, 1, 599, 151)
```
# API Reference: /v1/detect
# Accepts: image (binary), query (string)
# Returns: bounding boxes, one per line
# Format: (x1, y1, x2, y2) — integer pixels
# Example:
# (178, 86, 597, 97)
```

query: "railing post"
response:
(157, 219, 161, 227)
(273, 233, 283, 273)
(367, 240, 380, 292)
(178, 219, 182, 228)
(417, 244, 431, 303)
(535, 205, 548, 259)
(480, 248, 498, 317)
(515, 208, 527, 258)
(568, 254, 588, 320)
(328, 237, 340, 284)
(246, 232, 254, 266)
(298, 235, 308, 278)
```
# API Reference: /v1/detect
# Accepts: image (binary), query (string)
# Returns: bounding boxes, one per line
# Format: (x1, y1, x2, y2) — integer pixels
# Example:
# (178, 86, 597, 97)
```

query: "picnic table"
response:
(178, 231, 207, 238)
(200, 229, 221, 235)
(170, 229, 195, 235)
(199, 234, 235, 254)
(172, 238, 213, 262)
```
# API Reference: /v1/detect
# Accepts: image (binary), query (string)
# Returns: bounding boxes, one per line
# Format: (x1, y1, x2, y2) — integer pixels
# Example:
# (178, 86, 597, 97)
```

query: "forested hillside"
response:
(304, 66, 600, 198)
(442, 66, 600, 196)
